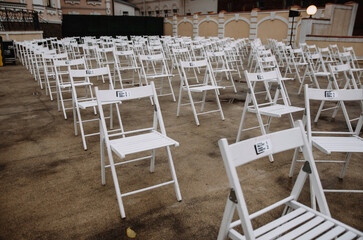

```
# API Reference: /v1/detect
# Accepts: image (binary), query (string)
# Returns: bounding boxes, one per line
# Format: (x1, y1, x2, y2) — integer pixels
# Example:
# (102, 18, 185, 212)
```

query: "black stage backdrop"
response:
(62, 15, 164, 38)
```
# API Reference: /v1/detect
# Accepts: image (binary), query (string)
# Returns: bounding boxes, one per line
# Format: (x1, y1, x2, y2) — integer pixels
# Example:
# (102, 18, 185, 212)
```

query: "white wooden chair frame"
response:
(113, 49, 142, 88)
(43, 52, 69, 101)
(95, 82, 182, 219)
(54, 58, 87, 119)
(177, 59, 225, 126)
(207, 51, 237, 93)
(69, 66, 114, 150)
(236, 69, 304, 162)
(290, 85, 363, 194)
(139, 53, 176, 101)
(218, 120, 363, 240)
(314, 63, 360, 125)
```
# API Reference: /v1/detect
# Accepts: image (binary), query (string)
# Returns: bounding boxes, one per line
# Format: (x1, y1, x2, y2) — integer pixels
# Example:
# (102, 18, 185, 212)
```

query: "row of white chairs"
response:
(13, 36, 363, 238)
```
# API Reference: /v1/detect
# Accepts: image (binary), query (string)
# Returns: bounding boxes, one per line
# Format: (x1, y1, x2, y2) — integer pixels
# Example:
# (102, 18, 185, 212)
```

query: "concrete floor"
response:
(0, 63, 362, 239)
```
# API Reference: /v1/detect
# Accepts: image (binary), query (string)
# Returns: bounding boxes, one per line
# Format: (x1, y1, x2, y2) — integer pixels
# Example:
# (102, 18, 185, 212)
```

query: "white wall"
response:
(185, 0, 217, 14)
(129, 0, 180, 16)
(33, 0, 43, 6)
(114, 2, 135, 16)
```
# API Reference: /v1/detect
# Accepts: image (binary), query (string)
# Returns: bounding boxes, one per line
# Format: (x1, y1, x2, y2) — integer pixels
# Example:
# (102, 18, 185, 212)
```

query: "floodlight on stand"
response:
(307, 5, 317, 18)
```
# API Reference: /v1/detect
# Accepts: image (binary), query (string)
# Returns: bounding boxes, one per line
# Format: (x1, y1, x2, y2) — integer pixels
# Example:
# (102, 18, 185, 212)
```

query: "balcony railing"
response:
(0, 8, 45, 31)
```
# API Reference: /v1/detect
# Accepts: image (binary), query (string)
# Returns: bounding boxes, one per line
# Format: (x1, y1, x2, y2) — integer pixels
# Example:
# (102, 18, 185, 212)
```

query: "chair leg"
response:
(56, 85, 61, 111)
(265, 116, 273, 134)
(339, 152, 352, 179)
(289, 147, 300, 177)
(298, 76, 305, 95)
(176, 85, 183, 117)
(215, 89, 225, 121)
(188, 91, 200, 126)
(236, 102, 248, 142)
(229, 72, 237, 93)
(100, 132, 106, 185)
(76, 106, 87, 150)
(150, 149, 156, 173)
(166, 146, 182, 201)
(108, 152, 126, 219)
(200, 91, 207, 112)
(314, 100, 326, 123)
(72, 100, 78, 136)
(217, 196, 236, 240)
(59, 88, 68, 120)
(167, 76, 176, 102)
(109, 104, 113, 129)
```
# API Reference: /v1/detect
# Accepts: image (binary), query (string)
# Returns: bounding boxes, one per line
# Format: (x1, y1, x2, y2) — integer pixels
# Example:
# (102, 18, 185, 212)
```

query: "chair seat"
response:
(314, 72, 331, 77)
(213, 69, 236, 73)
(251, 104, 304, 117)
(280, 77, 294, 81)
(184, 85, 224, 93)
(312, 136, 363, 154)
(78, 100, 97, 109)
(110, 131, 179, 158)
(241, 205, 362, 240)
(119, 66, 140, 71)
(146, 73, 173, 79)
(61, 81, 90, 88)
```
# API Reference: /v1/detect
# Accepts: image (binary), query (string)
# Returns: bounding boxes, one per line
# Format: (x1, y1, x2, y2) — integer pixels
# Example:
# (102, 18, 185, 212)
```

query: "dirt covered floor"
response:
(0, 62, 362, 239)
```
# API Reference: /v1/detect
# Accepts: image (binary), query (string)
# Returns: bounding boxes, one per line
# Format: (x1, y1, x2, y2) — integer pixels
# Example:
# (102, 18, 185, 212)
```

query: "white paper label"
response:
(254, 140, 272, 155)
(115, 90, 131, 98)
(324, 91, 336, 98)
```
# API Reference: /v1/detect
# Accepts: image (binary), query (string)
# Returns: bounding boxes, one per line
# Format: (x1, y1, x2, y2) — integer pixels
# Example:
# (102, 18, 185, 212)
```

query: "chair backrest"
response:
(218, 120, 330, 239)
(179, 59, 216, 87)
(139, 53, 164, 61)
(69, 66, 113, 80)
(95, 82, 169, 146)
(306, 53, 328, 73)
(139, 53, 170, 78)
(256, 55, 278, 72)
(328, 63, 358, 90)
(244, 69, 290, 106)
(53, 57, 87, 68)
(304, 85, 363, 141)
(113, 50, 138, 67)
(343, 46, 358, 60)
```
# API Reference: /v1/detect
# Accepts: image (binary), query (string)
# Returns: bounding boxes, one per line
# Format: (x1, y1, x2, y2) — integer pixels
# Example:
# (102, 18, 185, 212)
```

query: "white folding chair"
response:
(338, 52, 363, 82)
(236, 69, 304, 162)
(298, 53, 330, 95)
(314, 63, 360, 125)
(69, 66, 114, 150)
(139, 53, 176, 101)
(290, 86, 363, 194)
(54, 58, 87, 119)
(343, 46, 362, 68)
(329, 44, 340, 62)
(206, 51, 237, 93)
(95, 82, 182, 219)
(83, 45, 99, 68)
(256, 55, 293, 104)
(43, 52, 69, 101)
(113, 49, 142, 88)
(177, 59, 225, 126)
(224, 44, 244, 79)
(217, 120, 363, 240)
(96, 47, 115, 70)
(236, 69, 304, 141)
(285, 48, 309, 84)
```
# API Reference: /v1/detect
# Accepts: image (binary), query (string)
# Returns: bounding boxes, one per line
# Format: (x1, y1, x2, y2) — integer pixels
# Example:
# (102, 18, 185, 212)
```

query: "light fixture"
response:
(306, 5, 317, 18)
